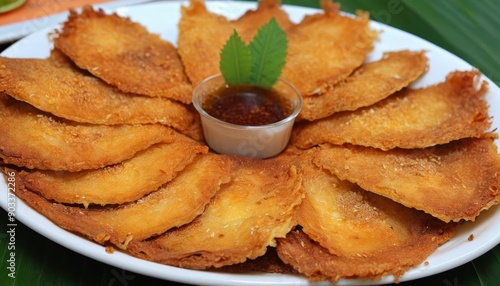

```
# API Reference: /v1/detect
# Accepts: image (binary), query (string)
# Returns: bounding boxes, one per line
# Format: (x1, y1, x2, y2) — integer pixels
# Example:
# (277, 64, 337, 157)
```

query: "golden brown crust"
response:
(177, 0, 233, 86)
(282, 1, 377, 96)
(1, 1, 499, 283)
(0, 94, 176, 171)
(54, 6, 193, 103)
(294, 70, 490, 150)
(216, 247, 297, 274)
(178, 0, 376, 95)
(313, 136, 500, 222)
(20, 140, 208, 206)
(298, 50, 429, 121)
(127, 156, 304, 269)
(0, 56, 200, 139)
(230, 0, 293, 43)
(277, 227, 455, 283)
(14, 153, 232, 249)
(285, 152, 457, 281)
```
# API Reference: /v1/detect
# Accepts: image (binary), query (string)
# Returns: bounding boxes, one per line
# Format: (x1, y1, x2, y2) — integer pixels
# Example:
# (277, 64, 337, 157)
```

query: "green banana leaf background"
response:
(1, 0, 499, 285)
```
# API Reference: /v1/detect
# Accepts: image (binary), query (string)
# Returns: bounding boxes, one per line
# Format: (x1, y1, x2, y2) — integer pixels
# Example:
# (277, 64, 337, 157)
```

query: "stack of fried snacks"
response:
(1, 0, 499, 284)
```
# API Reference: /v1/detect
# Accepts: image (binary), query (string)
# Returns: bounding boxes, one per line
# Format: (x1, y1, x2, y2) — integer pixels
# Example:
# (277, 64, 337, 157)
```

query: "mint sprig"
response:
(220, 18, 287, 89)
(219, 30, 252, 85)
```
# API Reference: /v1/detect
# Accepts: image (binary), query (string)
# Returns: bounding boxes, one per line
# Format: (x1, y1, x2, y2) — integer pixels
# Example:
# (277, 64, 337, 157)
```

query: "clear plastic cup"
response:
(192, 74, 302, 158)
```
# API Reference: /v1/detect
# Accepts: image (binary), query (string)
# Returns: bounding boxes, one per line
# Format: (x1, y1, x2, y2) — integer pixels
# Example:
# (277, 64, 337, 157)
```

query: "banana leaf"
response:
(1, 0, 499, 285)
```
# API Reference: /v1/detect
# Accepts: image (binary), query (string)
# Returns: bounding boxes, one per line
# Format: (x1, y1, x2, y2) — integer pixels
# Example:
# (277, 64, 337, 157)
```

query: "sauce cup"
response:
(192, 74, 302, 158)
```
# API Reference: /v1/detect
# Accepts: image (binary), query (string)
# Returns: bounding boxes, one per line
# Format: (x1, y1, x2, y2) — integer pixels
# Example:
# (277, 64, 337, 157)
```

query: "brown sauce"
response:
(202, 84, 292, 126)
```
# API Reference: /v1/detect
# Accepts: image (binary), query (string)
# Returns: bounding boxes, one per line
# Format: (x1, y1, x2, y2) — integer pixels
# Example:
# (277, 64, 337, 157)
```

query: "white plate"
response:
(0, 0, 157, 44)
(1, 1, 499, 285)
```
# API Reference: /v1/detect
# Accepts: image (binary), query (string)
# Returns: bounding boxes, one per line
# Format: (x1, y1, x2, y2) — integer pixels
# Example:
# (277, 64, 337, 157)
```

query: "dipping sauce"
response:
(202, 84, 292, 126)
(192, 74, 302, 158)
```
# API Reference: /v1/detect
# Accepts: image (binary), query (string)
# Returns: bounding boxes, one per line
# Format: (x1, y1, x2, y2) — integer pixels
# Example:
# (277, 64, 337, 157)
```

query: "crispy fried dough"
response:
(298, 50, 429, 121)
(230, 0, 293, 42)
(15, 153, 232, 249)
(178, 0, 292, 86)
(0, 94, 175, 171)
(177, 0, 233, 86)
(53, 6, 193, 103)
(313, 136, 500, 222)
(286, 153, 456, 281)
(20, 139, 207, 206)
(0, 56, 200, 139)
(294, 71, 490, 149)
(217, 247, 297, 275)
(127, 156, 304, 269)
(282, 0, 377, 96)
(277, 226, 454, 283)
(178, 0, 376, 94)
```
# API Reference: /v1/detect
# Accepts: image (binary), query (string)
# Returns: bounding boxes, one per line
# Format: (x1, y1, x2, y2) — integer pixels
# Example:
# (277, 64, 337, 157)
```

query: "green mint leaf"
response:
(219, 30, 252, 85)
(248, 17, 287, 89)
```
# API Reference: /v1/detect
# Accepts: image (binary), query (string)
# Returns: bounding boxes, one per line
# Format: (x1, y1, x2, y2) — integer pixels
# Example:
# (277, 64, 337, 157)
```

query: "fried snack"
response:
(53, 6, 193, 103)
(282, 0, 377, 96)
(277, 226, 454, 283)
(0, 94, 175, 171)
(15, 153, 232, 249)
(294, 71, 490, 150)
(314, 136, 500, 222)
(230, 0, 294, 42)
(218, 247, 297, 275)
(298, 50, 429, 121)
(48, 48, 78, 68)
(127, 156, 304, 269)
(20, 140, 208, 206)
(0, 56, 200, 139)
(178, 0, 233, 86)
(284, 153, 456, 281)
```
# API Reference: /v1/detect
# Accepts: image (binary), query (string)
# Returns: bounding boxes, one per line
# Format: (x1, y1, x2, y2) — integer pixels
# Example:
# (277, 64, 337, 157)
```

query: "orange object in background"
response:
(0, 0, 112, 26)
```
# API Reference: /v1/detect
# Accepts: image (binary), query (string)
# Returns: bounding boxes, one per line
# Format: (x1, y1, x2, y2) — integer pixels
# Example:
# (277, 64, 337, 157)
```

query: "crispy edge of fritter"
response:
(19, 139, 208, 206)
(282, 0, 378, 96)
(0, 56, 202, 140)
(291, 152, 458, 271)
(313, 135, 500, 222)
(230, 0, 294, 43)
(54, 6, 193, 103)
(298, 50, 429, 121)
(126, 155, 304, 269)
(0, 94, 177, 171)
(294, 70, 491, 150)
(276, 226, 455, 283)
(13, 153, 232, 249)
(177, 0, 234, 86)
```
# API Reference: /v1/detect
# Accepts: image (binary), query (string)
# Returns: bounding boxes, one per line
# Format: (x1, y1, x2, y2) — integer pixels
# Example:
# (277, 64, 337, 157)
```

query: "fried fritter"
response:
(127, 156, 304, 269)
(14, 153, 232, 249)
(277, 227, 454, 283)
(282, 0, 377, 96)
(0, 94, 175, 171)
(53, 6, 193, 103)
(217, 246, 297, 275)
(178, 0, 376, 94)
(178, 0, 293, 86)
(177, 0, 233, 86)
(313, 136, 500, 222)
(298, 50, 429, 121)
(283, 153, 457, 281)
(0, 56, 200, 139)
(20, 139, 207, 206)
(294, 71, 490, 150)
(230, 0, 293, 43)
